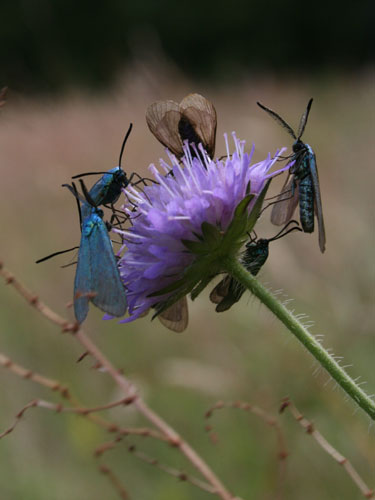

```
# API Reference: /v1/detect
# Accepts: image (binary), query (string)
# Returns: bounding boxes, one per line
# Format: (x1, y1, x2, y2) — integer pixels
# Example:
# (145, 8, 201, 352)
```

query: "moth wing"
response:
(89, 217, 128, 317)
(146, 100, 184, 157)
(158, 296, 188, 333)
(271, 174, 299, 226)
(180, 93, 217, 158)
(209, 275, 231, 304)
(216, 281, 245, 312)
(309, 153, 326, 253)
(210, 275, 245, 312)
(73, 227, 92, 324)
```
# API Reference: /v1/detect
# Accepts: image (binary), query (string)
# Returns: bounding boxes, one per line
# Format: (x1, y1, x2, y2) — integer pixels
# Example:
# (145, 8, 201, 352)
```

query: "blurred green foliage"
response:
(1, 0, 373, 93)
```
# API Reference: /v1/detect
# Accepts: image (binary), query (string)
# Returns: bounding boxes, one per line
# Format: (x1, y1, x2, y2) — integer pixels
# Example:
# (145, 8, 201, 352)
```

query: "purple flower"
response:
(115, 134, 289, 323)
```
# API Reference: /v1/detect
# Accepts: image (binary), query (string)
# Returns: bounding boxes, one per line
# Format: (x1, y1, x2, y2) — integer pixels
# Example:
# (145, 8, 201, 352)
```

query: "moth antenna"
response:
(72, 171, 109, 179)
(297, 98, 313, 140)
(269, 220, 302, 242)
(118, 123, 133, 167)
(35, 246, 79, 264)
(257, 101, 297, 140)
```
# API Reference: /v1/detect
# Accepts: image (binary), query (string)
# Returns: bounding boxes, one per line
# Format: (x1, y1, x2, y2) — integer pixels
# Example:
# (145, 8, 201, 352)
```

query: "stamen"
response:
(160, 159, 172, 175)
(125, 189, 147, 206)
(125, 259, 153, 266)
(198, 143, 211, 170)
(183, 140, 193, 166)
(115, 243, 127, 257)
(248, 143, 255, 162)
(232, 132, 240, 157)
(224, 133, 230, 159)
(175, 161, 190, 190)
(149, 167, 176, 199)
(183, 147, 202, 193)
(166, 149, 179, 168)
(168, 215, 191, 221)
(120, 232, 146, 241)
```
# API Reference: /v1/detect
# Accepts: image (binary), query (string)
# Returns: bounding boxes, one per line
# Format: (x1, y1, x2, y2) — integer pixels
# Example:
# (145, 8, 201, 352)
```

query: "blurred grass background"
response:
(0, 1, 374, 499)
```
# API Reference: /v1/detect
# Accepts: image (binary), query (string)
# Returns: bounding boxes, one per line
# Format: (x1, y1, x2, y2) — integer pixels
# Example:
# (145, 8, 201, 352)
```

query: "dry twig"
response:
(0, 262, 235, 500)
(205, 400, 288, 500)
(0, 352, 70, 397)
(99, 464, 130, 500)
(0, 350, 166, 441)
(0, 397, 140, 439)
(95, 436, 218, 495)
(280, 398, 375, 499)
(127, 443, 217, 494)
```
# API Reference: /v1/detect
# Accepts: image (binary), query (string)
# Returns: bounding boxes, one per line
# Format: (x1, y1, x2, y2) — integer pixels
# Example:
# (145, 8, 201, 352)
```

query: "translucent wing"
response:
(209, 275, 231, 304)
(146, 100, 184, 157)
(309, 152, 326, 253)
(270, 174, 299, 226)
(209, 275, 245, 312)
(180, 93, 217, 159)
(158, 297, 188, 333)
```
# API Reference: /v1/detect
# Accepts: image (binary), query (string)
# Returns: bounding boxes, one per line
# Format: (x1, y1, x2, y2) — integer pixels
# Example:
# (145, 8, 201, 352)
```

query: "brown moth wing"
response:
(180, 94, 217, 159)
(146, 100, 184, 157)
(271, 174, 299, 226)
(209, 275, 231, 304)
(158, 296, 188, 333)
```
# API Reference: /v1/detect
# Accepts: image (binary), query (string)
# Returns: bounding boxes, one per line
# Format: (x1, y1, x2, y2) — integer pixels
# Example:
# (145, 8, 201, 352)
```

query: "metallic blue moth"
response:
(73, 197, 127, 324)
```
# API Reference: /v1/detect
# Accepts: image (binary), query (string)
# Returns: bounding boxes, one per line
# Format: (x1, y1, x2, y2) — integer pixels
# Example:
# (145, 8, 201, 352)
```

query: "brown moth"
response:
(146, 93, 217, 160)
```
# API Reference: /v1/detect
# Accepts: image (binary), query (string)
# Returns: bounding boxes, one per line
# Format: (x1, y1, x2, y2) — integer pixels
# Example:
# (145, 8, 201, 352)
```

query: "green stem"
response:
(223, 257, 375, 420)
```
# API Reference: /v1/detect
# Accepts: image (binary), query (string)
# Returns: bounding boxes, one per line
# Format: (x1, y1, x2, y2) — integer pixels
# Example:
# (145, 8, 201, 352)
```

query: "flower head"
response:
(115, 134, 289, 323)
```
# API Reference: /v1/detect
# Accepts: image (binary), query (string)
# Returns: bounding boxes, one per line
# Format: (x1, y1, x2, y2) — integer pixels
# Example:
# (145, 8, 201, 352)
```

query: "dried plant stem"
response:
(205, 400, 287, 459)
(127, 444, 217, 493)
(223, 257, 375, 420)
(0, 263, 234, 500)
(0, 352, 69, 395)
(0, 350, 166, 440)
(0, 397, 151, 439)
(205, 400, 287, 500)
(95, 436, 216, 494)
(73, 328, 235, 498)
(99, 464, 130, 500)
(280, 398, 375, 499)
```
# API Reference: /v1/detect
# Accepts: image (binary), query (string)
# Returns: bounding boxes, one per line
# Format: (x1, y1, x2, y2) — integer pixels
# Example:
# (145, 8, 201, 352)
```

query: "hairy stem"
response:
(223, 257, 375, 421)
